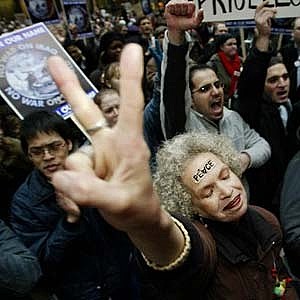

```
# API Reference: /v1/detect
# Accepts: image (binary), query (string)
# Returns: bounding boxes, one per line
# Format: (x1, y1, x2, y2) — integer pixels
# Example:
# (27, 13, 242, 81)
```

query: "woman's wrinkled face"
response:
(182, 152, 247, 222)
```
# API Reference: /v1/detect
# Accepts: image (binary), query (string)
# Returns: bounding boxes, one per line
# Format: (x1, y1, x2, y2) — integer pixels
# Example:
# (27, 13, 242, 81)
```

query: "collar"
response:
(196, 207, 281, 264)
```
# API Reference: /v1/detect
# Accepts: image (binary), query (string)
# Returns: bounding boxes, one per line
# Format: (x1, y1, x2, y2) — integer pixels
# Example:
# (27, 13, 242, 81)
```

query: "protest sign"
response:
(61, 0, 94, 39)
(196, 0, 300, 22)
(22, 0, 60, 25)
(0, 23, 98, 120)
(225, 18, 293, 34)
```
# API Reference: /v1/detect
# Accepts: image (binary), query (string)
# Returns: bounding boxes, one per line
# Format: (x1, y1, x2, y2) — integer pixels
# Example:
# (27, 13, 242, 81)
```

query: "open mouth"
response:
(223, 195, 241, 210)
(210, 100, 223, 116)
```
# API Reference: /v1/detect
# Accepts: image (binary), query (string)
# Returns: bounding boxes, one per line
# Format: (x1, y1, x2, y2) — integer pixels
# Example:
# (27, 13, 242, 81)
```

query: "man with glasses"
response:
(150, 0, 270, 195)
(10, 110, 138, 300)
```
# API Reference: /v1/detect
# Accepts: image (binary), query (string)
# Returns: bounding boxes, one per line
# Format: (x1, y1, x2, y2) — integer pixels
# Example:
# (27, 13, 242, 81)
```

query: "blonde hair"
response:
(154, 132, 242, 219)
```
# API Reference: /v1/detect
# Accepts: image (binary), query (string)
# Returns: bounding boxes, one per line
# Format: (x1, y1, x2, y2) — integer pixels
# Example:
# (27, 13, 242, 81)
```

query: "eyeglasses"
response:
(29, 141, 66, 158)
(191, 80, 224, 94)
(266, 73, 289, 85)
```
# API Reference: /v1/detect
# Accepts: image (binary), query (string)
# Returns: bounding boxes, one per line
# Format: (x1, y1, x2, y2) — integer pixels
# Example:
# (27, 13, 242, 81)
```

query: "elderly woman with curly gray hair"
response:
(46, 1, 297, 300)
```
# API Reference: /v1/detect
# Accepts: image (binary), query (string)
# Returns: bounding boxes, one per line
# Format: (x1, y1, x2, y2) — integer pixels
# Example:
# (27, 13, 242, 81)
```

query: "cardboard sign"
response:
(195, 0, 300, 22)
(0, 23, 98, 120)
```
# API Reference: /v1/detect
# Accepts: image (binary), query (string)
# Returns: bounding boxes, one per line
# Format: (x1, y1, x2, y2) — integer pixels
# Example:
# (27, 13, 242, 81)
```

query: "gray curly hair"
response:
(154, 132, 242, 220)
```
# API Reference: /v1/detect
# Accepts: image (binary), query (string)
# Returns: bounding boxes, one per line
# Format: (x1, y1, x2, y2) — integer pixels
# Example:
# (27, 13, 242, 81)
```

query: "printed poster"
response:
(23, 0, 60, 25)
(62, 0, 94, 39)
(0, 23, 98, 120)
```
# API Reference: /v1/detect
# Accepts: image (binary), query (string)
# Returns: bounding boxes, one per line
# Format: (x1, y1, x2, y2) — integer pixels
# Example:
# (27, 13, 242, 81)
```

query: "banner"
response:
(61, 0, 94, 39)
(23, 0, 60, 25)
(225, 18, 293, 35)
(0, 23, 98, 120)
(195, 0, 300, 22)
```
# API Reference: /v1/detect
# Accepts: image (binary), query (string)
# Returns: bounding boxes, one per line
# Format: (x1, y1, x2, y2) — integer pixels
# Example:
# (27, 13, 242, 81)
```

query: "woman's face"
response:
(182, 152, 247, 222)
(220, 38, 238, 58)
(106, 40, 124, 62)
(100, 92, 120, 127)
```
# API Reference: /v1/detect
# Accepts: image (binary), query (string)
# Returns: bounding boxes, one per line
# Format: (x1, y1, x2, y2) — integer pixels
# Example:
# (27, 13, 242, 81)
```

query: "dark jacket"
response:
(236, 46, 295, 216)
(0, 219, 41, 299)
(137, 206, 297, 300)
(280, 150, 300, 278)
(10, 169, 137, 300)
(143, 74, 164, 173)
(280, 42, 300, 103)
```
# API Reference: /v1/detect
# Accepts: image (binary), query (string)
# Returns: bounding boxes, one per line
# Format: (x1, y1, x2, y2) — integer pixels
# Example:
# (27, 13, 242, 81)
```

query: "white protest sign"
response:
(195, 0, 300, 22)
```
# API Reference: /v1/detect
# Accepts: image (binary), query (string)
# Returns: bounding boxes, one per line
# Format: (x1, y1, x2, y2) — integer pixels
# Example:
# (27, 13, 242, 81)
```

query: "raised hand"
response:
(255, 0, 277, 40)
(47, 44, 184, 266)
(164, 0, 204, 44)
(47, 44, 159, 230)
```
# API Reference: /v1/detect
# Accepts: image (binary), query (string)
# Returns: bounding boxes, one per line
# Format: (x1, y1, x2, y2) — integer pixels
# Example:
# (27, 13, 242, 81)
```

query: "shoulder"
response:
(223, 107, 243, 120)
(250, 205, 280, 229)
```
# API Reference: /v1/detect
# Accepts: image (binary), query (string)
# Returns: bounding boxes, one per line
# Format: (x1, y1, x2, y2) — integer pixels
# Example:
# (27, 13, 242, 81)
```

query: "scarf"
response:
(218, 50, 241, 98)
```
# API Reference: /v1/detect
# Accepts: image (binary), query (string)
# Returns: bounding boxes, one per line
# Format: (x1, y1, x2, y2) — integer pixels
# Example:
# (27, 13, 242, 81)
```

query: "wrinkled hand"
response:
(47, 44, 161, 232)
(254, 0, 277, 37)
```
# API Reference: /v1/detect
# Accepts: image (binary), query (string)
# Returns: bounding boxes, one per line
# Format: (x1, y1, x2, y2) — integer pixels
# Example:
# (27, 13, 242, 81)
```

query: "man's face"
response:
(139, 18, 153, 37)
(69, 7, 85, 31)
(264, 63, 290, 104)
(27, 131, 72, 181)
(191, 69, 224, 122)
(293, 18, 300, 46)
(182, 152, 247, 222)
(215, 23, 228, 35)
(29, 0, 48, 18)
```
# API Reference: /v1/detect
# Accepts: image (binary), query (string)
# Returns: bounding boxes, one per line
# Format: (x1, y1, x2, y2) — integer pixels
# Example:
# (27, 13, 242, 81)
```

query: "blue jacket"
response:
(10, 169, 137, 300)
(143, 74, 164, 173)
(0, 218, 41, 299)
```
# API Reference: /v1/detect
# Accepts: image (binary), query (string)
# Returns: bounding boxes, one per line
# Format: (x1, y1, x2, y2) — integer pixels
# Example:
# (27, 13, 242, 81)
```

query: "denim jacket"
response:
(0, 219, 41, 299)
(10, 169, 137, 300)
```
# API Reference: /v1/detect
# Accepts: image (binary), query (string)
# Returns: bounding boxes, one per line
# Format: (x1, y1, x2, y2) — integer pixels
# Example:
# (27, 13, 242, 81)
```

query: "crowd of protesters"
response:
(0, 0, 300, 299)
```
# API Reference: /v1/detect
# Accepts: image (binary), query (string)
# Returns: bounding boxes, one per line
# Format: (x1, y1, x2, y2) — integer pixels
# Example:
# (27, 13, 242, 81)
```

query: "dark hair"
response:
(189, 63, 216, 91)
(136, 15, 150, 26)
(20, 110, 75, 155)
(215, 33, 235, 51)
(99, 31, 125, 54)
(268, 55, 284, 68)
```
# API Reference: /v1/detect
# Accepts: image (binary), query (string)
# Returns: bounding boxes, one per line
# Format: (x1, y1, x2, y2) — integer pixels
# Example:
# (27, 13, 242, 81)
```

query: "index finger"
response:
(47, 56, 104, 130)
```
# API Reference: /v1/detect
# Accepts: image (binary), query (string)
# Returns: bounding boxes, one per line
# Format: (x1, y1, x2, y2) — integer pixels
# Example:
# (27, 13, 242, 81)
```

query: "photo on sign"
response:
(23, 0, 60, 24)
(0, 23, 98, 120)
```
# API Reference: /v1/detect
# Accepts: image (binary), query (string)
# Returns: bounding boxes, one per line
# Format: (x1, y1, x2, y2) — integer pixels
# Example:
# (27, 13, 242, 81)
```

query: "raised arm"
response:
(236, 1, 277, 127)
(47, 44, 185, 268)
(160, 0, 203, 139)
